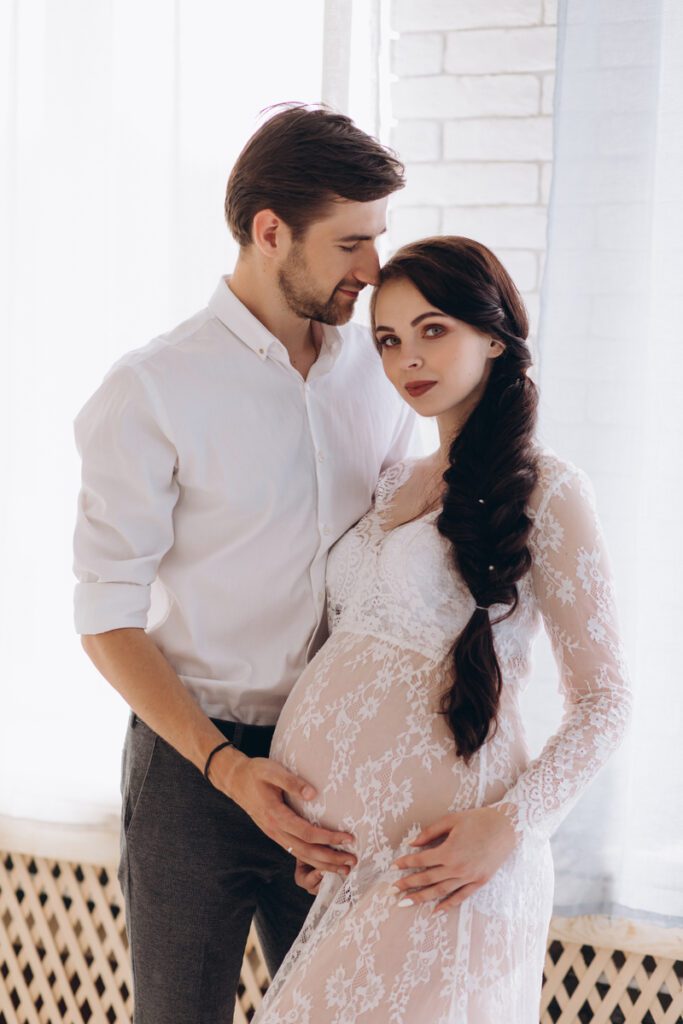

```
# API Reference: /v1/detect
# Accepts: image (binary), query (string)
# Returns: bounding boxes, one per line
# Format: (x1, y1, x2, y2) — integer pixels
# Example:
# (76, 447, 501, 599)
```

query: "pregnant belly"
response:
(270, 631, 496, 854)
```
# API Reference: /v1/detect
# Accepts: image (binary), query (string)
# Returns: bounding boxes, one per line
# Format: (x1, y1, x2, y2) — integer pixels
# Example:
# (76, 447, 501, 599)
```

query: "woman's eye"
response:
(377, 336, 400, 348)
(424, 324, 444, 337)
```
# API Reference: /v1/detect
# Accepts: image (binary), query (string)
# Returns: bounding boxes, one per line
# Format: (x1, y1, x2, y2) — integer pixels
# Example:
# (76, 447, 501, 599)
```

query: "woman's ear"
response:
(488, 338, 506, 359)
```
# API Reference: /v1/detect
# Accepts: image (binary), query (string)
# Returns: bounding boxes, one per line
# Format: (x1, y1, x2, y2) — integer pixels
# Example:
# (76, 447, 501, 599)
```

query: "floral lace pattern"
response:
(253, 451, 632, 1024)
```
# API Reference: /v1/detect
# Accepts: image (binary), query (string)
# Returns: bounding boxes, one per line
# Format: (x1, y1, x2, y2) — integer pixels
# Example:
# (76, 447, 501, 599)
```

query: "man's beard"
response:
(278, 243, 355, 325)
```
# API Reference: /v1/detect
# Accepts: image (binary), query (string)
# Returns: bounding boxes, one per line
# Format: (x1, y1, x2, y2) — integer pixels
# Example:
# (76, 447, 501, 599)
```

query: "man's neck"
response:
(228, 258, 314, 357)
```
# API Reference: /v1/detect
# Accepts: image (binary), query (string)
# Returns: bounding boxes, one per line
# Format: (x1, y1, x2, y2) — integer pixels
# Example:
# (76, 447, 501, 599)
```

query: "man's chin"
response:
(332, 308, 354, 326)
(331, 294, 356, 325)
(313, 302, 354, 327)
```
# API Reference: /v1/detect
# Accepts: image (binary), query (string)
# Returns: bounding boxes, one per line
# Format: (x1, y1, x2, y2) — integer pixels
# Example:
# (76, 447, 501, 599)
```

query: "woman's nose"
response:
(401, 351, 423, 369)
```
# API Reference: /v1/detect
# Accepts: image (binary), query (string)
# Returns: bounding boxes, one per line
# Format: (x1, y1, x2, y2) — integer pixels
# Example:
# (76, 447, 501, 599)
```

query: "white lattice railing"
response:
(1, 815, 681, 1023)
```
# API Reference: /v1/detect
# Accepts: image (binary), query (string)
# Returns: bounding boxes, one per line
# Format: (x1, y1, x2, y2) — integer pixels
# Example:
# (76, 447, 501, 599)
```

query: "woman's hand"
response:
(391, 804, 519, 913)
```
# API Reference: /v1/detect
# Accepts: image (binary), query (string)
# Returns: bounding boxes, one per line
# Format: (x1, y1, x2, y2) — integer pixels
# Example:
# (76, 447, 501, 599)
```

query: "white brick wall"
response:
(393, 0, 543, 32)
(393, 74, 540, 118)
(389, 0, 558, 342)
(444, 27, 556, 74)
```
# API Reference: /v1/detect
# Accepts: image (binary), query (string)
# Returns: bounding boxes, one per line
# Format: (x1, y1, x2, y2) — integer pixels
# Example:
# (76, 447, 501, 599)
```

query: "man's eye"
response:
(340, 244, 359, 253)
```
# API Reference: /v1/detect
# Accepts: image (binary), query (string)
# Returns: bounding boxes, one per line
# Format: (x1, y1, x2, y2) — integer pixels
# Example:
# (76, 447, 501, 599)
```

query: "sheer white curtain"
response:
(0, 0, 324, 824)
(536, 0, 683, 924)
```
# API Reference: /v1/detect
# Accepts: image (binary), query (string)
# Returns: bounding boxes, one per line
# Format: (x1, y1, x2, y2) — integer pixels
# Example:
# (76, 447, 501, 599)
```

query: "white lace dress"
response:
(253, 451, 632, 1024)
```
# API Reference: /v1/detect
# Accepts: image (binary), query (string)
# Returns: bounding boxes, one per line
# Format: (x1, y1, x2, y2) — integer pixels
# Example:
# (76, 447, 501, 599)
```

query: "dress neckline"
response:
(375, 457, 442, 536)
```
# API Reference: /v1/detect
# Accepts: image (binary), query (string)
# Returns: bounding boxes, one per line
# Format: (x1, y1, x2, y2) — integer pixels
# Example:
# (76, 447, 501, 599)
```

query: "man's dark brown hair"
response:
(225, 103, 405, 247)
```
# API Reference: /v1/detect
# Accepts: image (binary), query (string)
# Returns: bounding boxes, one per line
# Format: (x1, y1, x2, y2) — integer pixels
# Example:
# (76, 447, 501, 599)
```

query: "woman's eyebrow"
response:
(374, 311, 448, 333)
(411, 311, 448, 327)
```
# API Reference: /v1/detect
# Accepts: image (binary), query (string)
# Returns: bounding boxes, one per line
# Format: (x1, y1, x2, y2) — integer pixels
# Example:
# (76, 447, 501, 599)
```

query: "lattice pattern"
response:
(0, 850, 268, 1024)
(1, 848, 681, 1023)
(542, 939, 683, 1024)
(0, 851, 130, 1024)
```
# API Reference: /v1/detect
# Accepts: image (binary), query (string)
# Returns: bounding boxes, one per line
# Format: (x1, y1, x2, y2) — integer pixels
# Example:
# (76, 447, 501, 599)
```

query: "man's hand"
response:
(294, 859, 323, 895)
(218, 753, 357, 874)
(77, 627, 354, 872)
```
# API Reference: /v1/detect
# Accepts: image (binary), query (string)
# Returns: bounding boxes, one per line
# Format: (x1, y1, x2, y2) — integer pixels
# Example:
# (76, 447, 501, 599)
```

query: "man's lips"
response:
(338, 287, 360, 298)
(405, 380, 437, 397)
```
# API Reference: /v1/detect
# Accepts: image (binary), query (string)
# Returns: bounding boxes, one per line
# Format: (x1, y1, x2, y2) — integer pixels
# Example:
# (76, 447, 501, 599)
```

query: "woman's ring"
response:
(287, 846, 294, 854)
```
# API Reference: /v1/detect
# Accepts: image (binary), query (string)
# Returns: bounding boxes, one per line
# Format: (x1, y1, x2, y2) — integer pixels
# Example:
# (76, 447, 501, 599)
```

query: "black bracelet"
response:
(203, 740, 234, 785)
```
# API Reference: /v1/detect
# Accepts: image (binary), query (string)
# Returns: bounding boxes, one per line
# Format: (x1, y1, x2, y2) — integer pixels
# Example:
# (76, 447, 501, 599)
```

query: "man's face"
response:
(277, 197, 388, 325)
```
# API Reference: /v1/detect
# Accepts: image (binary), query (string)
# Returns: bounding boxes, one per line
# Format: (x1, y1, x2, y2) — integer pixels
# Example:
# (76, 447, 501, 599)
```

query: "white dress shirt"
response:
(73, 277, 414, 724)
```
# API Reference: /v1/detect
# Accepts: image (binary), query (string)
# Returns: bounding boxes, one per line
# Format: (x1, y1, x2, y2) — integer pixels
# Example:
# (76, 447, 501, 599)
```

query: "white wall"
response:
(388, 0, 558, 345)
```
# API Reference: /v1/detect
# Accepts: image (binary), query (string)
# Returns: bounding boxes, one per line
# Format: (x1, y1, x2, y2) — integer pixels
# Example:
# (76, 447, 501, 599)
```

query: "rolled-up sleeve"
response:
(72, 363, 179, 635)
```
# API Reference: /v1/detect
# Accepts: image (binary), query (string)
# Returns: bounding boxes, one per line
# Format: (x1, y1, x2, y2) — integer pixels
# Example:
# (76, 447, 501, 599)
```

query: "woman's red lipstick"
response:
(405, 380, 437, 397)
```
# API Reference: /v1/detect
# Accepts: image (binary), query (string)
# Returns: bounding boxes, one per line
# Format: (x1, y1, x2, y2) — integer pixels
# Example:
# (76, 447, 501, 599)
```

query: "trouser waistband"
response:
(209, 717, 275, 759)
(130, 713, 276, 759)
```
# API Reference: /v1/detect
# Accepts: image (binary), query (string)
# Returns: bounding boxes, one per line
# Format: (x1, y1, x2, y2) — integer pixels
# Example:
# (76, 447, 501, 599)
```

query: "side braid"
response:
(437, 363, 538, 761)
(370, 236, 539, 763)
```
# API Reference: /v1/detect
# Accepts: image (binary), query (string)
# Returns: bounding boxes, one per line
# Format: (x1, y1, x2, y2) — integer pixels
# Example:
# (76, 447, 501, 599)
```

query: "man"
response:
(73, 103, 414, 1023)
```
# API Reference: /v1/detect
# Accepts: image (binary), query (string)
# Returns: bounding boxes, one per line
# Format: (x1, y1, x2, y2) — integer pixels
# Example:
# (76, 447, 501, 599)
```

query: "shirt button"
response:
(322, 525, 331, 536)
(317, 451, 325, 462)
(258, 347, 265, 355)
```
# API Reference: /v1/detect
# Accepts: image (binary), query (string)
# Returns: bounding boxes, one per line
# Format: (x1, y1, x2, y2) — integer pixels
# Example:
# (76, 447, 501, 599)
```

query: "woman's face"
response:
(373, 278, 504, 420)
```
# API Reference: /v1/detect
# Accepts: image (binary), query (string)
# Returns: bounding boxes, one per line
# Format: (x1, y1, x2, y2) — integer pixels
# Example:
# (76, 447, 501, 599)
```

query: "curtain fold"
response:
(0, 0, 324, 823)
(537, 0, 683, 924)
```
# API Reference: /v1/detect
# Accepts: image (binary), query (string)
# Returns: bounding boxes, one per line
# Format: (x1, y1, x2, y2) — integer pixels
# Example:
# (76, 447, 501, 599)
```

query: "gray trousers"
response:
(117, 712, 314, 1024)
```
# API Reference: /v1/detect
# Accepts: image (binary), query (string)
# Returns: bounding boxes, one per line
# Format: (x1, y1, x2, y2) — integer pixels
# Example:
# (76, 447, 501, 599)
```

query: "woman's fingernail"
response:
(397, 897, 413, 908)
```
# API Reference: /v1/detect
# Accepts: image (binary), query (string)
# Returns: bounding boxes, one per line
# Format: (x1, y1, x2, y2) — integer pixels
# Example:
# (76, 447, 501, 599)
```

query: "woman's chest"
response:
(327, 508, 540, 668)
(327, 512, 472, 633)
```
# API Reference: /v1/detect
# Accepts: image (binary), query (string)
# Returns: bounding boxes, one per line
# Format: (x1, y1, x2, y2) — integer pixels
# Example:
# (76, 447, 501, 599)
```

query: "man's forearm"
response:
(81, 627, 245, 785)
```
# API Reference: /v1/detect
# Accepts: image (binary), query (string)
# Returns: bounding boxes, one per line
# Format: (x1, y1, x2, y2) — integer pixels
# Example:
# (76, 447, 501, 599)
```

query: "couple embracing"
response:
(73, 104, 631, 1024)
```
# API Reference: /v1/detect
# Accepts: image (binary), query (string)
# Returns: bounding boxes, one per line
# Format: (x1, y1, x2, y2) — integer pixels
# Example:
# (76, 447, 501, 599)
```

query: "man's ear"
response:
(251, 209, 292, 258)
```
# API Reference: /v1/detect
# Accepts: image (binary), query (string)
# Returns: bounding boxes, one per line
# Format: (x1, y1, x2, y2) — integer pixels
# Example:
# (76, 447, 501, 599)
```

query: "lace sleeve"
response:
(495, 456, 633, 843)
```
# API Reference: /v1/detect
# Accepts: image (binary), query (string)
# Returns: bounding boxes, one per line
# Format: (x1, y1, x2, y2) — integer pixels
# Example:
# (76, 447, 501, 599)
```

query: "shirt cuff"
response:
(74, 581, 151, 634)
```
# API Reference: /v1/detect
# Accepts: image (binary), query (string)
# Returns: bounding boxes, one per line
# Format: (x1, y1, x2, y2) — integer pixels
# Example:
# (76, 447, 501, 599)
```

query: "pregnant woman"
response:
(253, 237, 632, 1023)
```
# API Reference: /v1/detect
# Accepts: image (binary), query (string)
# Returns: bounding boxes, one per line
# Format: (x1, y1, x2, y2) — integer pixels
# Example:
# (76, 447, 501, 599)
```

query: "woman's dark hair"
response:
(370, 237, 539, 763)
(225, 103, 405, 247)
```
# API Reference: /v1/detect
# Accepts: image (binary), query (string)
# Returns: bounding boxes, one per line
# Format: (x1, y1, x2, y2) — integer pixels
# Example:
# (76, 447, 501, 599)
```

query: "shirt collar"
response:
(208, 276, 280, 360)
(207, 275, 344, 367)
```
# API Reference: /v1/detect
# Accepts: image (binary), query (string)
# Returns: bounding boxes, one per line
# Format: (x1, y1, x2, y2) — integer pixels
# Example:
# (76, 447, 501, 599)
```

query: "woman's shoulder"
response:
(529, 446, 597, 523)
(374, 456, 418, 506)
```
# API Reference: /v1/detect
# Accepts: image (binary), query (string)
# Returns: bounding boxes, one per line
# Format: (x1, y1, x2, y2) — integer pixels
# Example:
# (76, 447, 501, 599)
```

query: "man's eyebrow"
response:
(374, 311, 448, 333)
(335, 227, 387, 242)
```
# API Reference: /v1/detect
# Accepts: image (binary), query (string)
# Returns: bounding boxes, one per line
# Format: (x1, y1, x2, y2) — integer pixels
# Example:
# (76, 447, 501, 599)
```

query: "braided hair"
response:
(371, 237, 539, 763)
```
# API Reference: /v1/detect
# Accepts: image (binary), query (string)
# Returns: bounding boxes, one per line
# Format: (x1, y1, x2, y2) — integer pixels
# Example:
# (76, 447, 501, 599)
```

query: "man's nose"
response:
(353, 246, 381, 287)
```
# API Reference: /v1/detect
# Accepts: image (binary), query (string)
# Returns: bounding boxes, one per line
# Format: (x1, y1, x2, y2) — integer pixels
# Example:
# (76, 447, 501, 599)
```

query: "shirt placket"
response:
(301, 377, 329, 620)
